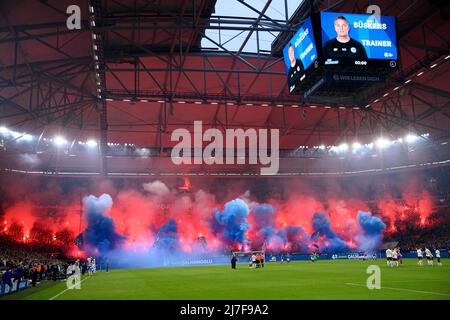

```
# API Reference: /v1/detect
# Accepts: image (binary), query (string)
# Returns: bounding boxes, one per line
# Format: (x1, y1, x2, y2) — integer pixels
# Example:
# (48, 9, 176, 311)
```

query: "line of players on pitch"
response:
(416, 248, 442, 266)
(249, 253, 265, 268)
(385, 247, 442, 267)
(66, 257, 97, 277)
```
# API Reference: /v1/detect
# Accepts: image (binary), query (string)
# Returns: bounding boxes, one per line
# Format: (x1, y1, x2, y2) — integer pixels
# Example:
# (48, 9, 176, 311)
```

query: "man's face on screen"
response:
(288, 45, 295, 63)
(334, 18, 349, 38)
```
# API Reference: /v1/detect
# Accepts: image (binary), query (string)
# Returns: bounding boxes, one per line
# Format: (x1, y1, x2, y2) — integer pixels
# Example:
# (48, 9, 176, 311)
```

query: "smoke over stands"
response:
(0, 176, 436, 268)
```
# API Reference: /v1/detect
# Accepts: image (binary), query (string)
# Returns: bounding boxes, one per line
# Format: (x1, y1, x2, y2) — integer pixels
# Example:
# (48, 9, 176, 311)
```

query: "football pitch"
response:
(5, 259, 450, 300)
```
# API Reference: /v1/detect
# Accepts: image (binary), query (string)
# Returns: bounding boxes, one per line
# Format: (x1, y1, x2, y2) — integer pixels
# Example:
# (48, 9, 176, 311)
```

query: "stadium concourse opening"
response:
(0, 0, 449, 304)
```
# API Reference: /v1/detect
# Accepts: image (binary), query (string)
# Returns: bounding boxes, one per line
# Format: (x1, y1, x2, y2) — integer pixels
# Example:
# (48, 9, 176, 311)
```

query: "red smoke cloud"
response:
(0, 175, 438, 257)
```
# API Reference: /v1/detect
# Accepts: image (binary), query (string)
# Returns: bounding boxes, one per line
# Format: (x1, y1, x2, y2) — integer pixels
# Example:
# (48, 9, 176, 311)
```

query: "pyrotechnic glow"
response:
(0, 175, 439, 268)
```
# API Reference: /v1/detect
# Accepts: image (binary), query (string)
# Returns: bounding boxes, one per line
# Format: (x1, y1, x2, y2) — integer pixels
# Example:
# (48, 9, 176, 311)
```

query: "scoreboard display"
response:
(282, 17, 318, 93)
(283, 12, 399, 95)
(320, 12, 398, 68)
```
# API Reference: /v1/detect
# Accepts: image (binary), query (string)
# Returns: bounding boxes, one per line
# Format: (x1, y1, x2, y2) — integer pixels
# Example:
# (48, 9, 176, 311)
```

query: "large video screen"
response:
(320, 12, 397, 66)
(283, 17, 318, 93)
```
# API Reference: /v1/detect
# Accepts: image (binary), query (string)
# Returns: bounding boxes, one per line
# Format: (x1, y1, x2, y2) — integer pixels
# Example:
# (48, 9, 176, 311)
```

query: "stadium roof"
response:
(0, 0, 449, 176)
(201, 0, 305, 53)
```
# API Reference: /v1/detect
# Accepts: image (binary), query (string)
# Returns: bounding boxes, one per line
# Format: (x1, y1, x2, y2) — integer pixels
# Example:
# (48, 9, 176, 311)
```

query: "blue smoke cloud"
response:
(253, 204, 276, 229)
(82, 194, 126, 256)
(260, 226, 287, 252)
(95, 219, 227, 270)
(252, 204, 286, 252)
(311, 212, 348, 253)
(152, 219, 180, 252)
(356, 211, 386, 252)
(284, 226, 310, 253)
(212, 198, 250, 245)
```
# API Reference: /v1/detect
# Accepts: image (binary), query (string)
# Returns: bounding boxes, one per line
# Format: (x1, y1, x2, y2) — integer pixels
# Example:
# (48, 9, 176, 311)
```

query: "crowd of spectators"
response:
(390, 207, 450, 251)
(396, 231, 450, 252)
(0, 235, 72, 293)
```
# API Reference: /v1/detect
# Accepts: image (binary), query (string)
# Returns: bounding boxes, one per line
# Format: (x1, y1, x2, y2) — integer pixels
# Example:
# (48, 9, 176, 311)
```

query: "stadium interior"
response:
(0, 0, 449, 300)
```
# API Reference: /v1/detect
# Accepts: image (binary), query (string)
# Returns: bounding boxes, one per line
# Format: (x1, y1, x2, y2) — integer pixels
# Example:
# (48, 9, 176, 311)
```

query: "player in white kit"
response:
(425, 248, 433, 266)
(417, 248, 423, 266)
(386, 248, 393, 267)
(392, 248, 399, 267)
(435, 249, 442, 266)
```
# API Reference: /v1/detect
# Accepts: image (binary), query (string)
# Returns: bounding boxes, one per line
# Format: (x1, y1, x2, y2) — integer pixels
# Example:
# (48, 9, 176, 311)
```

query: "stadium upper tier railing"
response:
(0, 132, 449, 177)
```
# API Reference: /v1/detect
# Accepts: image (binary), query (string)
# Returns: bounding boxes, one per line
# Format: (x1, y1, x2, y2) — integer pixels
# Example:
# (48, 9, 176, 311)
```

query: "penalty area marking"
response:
(345, 282, 450, 297)
(49, 276, 92, 300)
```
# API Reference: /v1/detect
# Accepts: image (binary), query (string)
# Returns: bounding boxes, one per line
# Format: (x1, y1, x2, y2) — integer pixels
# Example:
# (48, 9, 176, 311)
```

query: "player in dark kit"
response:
(287, 43, 304, 91)
(231, 254, 237, 269)
(323, 16, 367, 61)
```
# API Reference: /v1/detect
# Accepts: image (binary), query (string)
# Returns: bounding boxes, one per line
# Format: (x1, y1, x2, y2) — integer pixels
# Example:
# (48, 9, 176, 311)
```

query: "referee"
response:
(231, 254, 237, 269)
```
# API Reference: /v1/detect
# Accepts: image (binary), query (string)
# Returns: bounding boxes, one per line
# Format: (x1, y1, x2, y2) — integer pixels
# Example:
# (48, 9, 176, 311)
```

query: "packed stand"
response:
(0, 235, 71, 293)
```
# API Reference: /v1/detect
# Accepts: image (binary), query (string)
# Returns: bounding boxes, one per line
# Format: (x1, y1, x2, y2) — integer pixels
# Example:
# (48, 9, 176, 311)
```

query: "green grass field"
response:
(3, 258, 449, 300)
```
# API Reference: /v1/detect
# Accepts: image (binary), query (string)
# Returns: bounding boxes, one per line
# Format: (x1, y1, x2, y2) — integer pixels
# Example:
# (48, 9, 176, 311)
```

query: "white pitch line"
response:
(345, 282, 450, 297)
(380, 279, 450, 283)
(49, 276, 91, 300)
